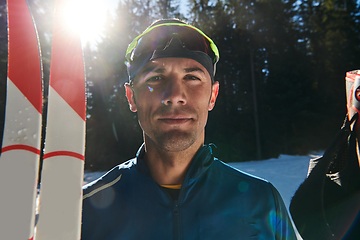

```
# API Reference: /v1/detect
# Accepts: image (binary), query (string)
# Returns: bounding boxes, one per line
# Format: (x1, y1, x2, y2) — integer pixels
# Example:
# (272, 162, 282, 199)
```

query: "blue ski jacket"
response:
(81, 145, 297, 240)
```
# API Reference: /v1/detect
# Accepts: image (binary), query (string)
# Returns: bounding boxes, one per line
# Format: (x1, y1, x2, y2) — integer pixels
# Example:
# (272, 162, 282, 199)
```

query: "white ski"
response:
(0, 0, 43, 239)
(35, 0, 86, 239)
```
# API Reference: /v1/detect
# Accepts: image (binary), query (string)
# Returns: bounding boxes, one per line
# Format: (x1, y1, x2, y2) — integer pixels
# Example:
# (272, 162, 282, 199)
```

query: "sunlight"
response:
(60, 0, 108, 46)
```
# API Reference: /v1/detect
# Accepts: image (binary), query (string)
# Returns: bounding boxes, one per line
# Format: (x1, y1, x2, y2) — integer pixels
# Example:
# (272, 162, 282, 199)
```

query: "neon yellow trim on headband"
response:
(125, 23, 219, 63)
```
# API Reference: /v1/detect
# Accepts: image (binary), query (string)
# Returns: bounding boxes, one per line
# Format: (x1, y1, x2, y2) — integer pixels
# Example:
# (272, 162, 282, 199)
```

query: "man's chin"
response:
(152, 131, 200, 152)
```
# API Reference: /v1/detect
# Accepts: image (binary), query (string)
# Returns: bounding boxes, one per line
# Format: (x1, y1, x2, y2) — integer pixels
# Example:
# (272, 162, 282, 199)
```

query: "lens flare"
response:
(60, 0, 107, 45)
(266, 211, 293, 237)
(238, 181, 249, 193)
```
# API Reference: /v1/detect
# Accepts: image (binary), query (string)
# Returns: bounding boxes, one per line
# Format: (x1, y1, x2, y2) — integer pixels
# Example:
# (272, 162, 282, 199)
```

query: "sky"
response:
(69, 0, 190, 47)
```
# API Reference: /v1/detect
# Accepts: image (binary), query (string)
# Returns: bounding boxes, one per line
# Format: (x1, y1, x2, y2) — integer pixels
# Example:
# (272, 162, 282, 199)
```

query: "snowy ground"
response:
(84, 152, 323, 239)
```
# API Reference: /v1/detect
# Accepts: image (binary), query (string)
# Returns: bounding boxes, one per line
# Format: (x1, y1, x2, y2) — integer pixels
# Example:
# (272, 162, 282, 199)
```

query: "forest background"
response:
(0, 0, 360, 171)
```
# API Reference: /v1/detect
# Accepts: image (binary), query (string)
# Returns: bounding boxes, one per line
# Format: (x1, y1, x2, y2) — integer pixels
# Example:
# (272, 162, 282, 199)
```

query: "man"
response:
(81, 19, 296, 240)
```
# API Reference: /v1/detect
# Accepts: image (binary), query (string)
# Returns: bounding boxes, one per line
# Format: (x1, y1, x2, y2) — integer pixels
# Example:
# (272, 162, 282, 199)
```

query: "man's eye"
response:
(146, 76, 162, 83)
(186, 75, 201, 81)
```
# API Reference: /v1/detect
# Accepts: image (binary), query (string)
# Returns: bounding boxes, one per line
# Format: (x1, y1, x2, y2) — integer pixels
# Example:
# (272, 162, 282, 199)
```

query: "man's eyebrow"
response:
(139, 66, 166, 75)
(138, 66, 205, 77)
(184, 67, 205, 74)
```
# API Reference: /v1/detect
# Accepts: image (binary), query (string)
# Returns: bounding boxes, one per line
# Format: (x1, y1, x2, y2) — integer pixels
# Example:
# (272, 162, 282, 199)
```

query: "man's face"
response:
(125, 58, 219, 152)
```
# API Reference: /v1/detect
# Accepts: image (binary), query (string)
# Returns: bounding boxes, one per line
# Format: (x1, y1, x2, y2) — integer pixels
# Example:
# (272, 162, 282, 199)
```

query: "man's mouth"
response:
(158, 115, 193, 125)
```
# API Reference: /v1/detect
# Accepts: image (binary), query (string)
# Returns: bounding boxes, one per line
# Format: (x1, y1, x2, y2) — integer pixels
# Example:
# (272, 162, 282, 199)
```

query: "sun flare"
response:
(60, 0, 108, 45)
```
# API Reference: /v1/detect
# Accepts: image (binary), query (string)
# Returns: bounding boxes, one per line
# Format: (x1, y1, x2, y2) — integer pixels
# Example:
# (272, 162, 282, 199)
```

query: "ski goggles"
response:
(125, 23, 220, 81)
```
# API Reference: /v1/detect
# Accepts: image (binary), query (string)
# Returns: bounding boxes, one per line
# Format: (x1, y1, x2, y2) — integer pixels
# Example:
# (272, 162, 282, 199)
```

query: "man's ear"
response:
(125, 83, 137, 112)
(208, 81, 219, 111)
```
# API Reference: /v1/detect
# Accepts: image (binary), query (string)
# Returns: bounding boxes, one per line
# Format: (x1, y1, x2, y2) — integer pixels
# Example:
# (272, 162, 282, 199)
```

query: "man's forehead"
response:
(139, 58, 207, 75)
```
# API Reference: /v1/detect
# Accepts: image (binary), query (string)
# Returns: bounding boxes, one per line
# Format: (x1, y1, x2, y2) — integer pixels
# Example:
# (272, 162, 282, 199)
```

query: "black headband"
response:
(128, 36, 214, 82)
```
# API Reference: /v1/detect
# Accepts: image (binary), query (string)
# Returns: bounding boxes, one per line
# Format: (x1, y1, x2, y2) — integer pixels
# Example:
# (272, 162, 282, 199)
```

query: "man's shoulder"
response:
(211, 159, 286, 210)
(212, 158, 270, 186)
(82, 158, 137, 197)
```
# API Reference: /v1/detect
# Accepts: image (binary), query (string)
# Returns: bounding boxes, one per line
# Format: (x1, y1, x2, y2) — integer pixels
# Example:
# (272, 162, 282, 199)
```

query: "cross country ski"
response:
(0, 0, 43, 239)
(1, 0, 86, 239)
(35, 0, 86, 239)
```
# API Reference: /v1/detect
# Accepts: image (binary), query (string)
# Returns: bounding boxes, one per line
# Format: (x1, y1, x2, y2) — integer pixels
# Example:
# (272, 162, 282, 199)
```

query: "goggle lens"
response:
(126, 24, 219, 64)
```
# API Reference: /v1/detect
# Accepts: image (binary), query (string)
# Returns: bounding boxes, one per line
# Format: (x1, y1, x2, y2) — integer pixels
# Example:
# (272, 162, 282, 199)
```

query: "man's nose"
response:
(162, 79, 187, 106)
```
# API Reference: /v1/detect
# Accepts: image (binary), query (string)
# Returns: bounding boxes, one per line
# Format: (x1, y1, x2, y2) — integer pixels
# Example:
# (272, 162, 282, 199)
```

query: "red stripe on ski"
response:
(49, 0, 85, 121)
(43, 151, 84, 161)
(7, 0, 42, 114)
(1, 144, 40, 155)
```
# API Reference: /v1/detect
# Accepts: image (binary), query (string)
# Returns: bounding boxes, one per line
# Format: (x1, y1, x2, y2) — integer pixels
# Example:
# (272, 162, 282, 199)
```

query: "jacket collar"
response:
(134, 143, 215, 181)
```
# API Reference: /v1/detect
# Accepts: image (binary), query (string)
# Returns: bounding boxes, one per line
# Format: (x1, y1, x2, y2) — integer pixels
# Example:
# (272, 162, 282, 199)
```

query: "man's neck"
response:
(143, 136, 204, 186)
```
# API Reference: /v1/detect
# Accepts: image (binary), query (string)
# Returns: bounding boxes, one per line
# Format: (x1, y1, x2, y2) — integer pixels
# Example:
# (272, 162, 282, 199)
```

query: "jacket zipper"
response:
(173, 199, 180, 240)
(170, 146, 210, 240)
